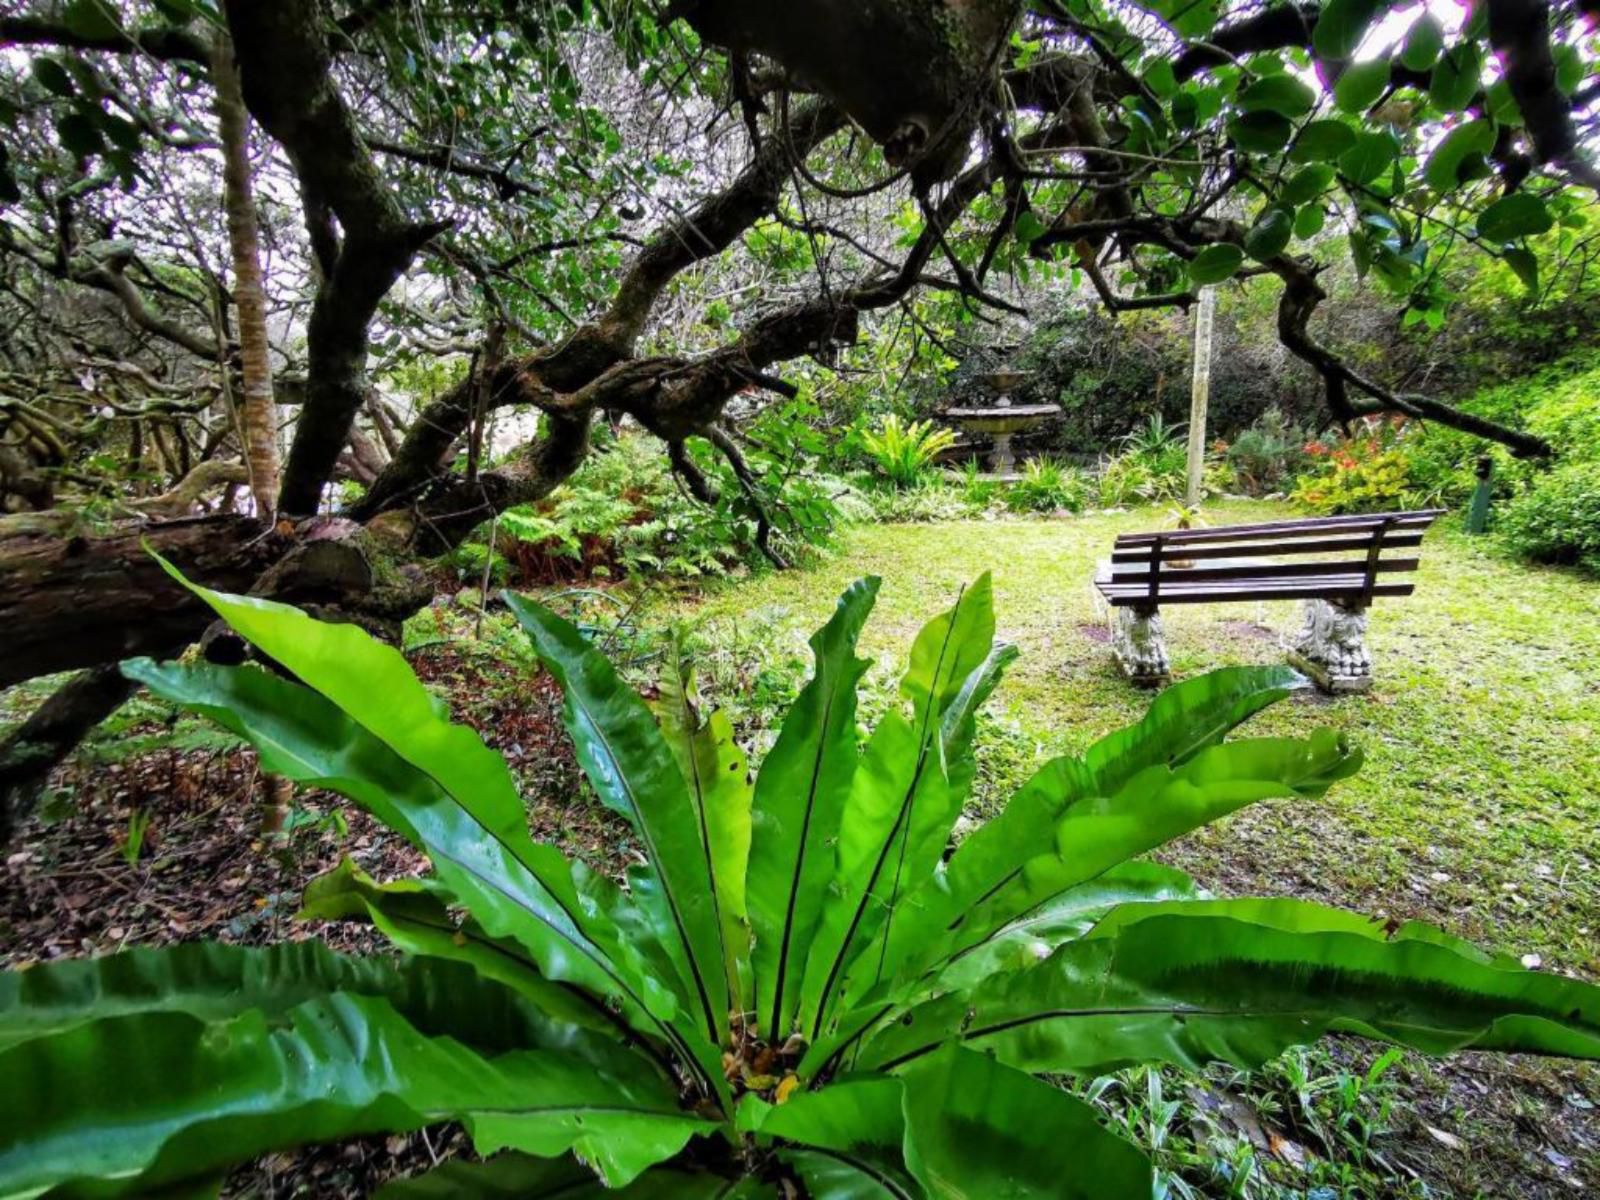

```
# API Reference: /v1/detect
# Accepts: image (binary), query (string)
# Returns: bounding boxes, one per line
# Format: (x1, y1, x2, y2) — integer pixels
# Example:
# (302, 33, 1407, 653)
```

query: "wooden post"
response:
(1361, 516, 1396, 605)
(1185, 286, 1216, 506)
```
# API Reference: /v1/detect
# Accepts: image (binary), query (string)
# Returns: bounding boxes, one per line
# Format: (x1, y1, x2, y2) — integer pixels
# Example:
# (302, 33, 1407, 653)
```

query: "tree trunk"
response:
(0, 512, 438, 693)
(1185, 285, 1215, 506)
(260, 772, 292, 836)
(222, 0, 449, 515)
(212, 29, 280, 519)
(0, 514, 282, 689)
(0, 512, 434, 847)
(0, 665, 136, 845)
(677, 0, 1015, 183)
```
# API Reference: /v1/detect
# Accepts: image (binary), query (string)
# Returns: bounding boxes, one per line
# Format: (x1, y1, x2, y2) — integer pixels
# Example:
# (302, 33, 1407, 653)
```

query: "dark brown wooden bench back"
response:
(1099, 509, 1445, 607)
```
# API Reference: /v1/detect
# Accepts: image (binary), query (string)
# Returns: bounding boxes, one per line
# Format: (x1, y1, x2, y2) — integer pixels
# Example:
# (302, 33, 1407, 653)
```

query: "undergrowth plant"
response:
(1475, 354, 1600, 571)
(451, 429, 839, 585)
(4, 565, 1599, 1197)
(1221, 407, 1316, 495)
(854, 478, 974, 524)
(860, 414, 957, 488)
(1499, 459, 1600, 573)
(1098, 413, 1190, 506)
(1005, 456, 1089, 513)
(958, 457, 1001, 509)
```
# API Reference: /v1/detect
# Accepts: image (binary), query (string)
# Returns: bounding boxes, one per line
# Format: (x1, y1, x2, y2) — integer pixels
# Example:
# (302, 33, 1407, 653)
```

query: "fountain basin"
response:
(944, 403, 1062, 436)
(943, 368, 1060, 477)
(974, 369, 1033, 393)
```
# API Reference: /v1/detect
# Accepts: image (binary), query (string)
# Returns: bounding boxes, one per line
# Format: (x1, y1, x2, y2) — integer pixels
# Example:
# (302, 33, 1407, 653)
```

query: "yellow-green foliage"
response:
(1484, 356, 1600, 571)
(1524, 377, 1600, 463)
(1291, 432, 1420, 515)
(1500, 461, 1600, 573)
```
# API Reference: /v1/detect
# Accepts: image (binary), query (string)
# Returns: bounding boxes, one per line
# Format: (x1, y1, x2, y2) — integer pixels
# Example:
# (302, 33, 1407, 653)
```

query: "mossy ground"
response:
(639, 500, 1600, 1196)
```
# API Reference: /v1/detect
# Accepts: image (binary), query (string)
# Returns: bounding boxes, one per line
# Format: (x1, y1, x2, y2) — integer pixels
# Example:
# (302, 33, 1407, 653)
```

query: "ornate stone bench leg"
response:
(1288, 598, 1373, 693)
(1113, 604, 1170, 688)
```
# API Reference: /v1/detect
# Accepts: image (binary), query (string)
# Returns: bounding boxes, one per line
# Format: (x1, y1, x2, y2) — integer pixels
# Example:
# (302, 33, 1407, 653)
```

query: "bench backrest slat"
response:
(1109, 530, 1425, 564)
(1115, 508, 1443, 549)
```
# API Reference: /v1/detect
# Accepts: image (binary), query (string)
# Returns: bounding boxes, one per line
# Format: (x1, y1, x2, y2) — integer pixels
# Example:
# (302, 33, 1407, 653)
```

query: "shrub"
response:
(5, 566, 1598, 1196)
(451, 428, 839, 584)
(1517, 356, 1600, 464)
(1098, 414, 1191, 505)
(1527, 390, 1600, 462)
(860, 413, 958, 488)
(1451, 354, 1600, 468)
(856, 477, 973, 523)
(1005, 456, 1089, 513)
(1387, 427, 1496, 508)
(1292, 434, 1416, 514)
(1498, 460, 1600, 573)
(1288, 419, 1473, 514)
(1222, 407, 1316, 495)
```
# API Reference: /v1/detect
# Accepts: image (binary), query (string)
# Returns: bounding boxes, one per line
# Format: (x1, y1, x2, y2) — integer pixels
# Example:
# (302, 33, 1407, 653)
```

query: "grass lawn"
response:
(640, 499, 1600, 1195)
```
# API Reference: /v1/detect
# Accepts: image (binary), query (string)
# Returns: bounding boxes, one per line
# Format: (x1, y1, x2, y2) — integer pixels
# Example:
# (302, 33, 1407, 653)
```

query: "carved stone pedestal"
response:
(1288, 597, 1373, 693)
(1112, 605, 1170, 688)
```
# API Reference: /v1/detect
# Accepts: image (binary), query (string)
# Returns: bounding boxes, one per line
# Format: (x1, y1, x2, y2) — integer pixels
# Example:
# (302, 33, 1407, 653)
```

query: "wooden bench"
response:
(1093, 509, 1446, 692)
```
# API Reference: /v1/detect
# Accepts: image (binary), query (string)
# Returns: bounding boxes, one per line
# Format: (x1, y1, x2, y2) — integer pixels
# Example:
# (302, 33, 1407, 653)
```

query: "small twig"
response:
(476, 512, 498, 639)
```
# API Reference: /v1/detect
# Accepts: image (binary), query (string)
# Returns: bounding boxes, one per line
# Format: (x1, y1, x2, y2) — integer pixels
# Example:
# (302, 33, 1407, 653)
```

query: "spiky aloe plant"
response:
(3, 567, 1597, 1199)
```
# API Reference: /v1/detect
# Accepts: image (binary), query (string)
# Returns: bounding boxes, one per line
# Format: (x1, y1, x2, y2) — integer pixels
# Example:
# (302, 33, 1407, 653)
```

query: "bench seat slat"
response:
(1098, 575, 1417, 594)
(1110, 531, 1425, 563)
(1100, 579, 1414, 604)
(1108, 557, 1420, 586)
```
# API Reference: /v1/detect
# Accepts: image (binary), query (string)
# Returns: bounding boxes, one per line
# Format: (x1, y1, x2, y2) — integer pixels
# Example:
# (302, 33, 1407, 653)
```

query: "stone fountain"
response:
(944, 369, 1061, 477)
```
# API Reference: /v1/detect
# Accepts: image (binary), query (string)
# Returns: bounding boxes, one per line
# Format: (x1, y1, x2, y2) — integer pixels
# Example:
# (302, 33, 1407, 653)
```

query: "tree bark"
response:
(222, 0, 450, 516)
(0, 514, 282, 689)
(212, 29, 281, 520)
(674, 0, 1016, 183)
(260, 773, 292, 836)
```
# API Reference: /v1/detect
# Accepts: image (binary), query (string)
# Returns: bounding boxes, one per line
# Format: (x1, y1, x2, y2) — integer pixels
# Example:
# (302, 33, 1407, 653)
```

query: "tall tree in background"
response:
(210, 26, 278, 521)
